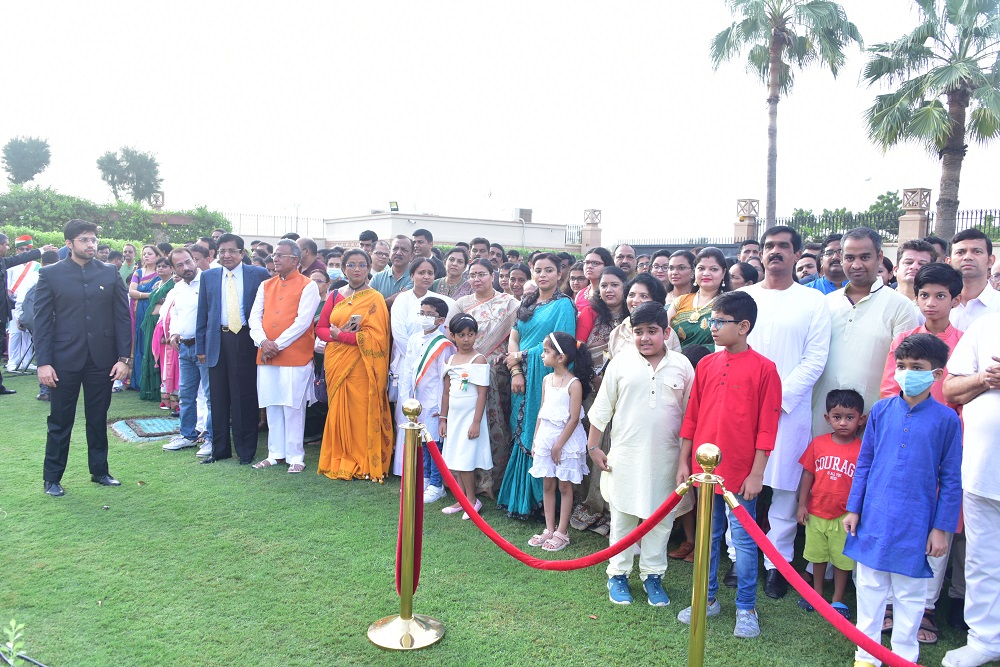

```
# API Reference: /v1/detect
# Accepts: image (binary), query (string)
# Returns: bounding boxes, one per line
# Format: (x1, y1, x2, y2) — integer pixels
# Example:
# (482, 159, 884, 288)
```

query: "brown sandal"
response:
(882, 604, 893, 633)
(918, 609, 939, 645)
(668, 541, 695, 560)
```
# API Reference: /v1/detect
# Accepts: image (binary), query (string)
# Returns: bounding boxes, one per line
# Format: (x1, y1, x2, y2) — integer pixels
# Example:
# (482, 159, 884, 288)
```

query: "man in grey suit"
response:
(196, 233, 270, 465)
(34, 220, 131, 496)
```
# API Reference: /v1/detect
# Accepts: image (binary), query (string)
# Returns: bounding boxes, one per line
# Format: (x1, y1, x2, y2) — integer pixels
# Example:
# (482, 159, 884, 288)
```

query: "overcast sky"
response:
(2, 1, 995, 242)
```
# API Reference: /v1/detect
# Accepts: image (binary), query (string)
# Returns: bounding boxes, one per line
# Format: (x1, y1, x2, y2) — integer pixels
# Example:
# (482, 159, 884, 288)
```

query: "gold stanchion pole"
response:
(368, 399, 445, 650)
(687, 444, 724, 667)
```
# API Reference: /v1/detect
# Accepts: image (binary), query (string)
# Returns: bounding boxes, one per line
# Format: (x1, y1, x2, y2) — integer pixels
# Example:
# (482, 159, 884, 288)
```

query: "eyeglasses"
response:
(707, 318, 739, 329)
(373, 251, 390, 258)
(668, 265, 690, 272)
(823, 249, 844, 258)
(272, 253, 296, 260)
(583, 260, 604, 267)
(569, 275, 588, 282)
(651, 264, 669, 272)
(217, 248, 241, 256)
(468, 272, 491, 280)
(345, 262, 368, 270)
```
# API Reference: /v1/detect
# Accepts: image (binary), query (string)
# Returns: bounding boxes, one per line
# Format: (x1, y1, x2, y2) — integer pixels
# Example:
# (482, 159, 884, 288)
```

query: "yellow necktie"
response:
(226, 272, 242, 333)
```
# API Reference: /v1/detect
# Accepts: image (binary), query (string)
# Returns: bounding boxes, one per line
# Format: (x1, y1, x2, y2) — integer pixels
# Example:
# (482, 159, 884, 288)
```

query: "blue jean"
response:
(708, 492, 759, 610)
(424, 444, 442, 488)
(178, 344, 212, 442)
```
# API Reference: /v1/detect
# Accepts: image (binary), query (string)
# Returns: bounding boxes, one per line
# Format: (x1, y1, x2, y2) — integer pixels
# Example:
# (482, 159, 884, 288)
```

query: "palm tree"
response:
(712, 0, 863, 226)
(863, 0, 1000, 240)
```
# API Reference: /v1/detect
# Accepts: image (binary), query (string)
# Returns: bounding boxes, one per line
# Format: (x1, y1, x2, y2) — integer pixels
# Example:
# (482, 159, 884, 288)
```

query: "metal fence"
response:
(774, 212, 902, 243)
(222, 212, 326, 240)
(565, 224, 583, 245)
(929, 209, 999, 238)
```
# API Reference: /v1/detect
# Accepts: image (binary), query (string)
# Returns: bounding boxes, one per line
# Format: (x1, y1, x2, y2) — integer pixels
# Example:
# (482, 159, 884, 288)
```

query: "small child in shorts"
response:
(796, 388, 864, 619)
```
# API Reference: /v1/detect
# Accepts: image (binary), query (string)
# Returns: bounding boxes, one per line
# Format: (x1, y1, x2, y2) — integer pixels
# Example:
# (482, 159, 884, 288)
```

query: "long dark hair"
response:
(626, 272, 667, 305)
(587, 266, 629, 329)
(695, 247, 731, 293)
(667, 250, 696, 293)
(546, 331, 594, 401)
(517, 253, 571, 322)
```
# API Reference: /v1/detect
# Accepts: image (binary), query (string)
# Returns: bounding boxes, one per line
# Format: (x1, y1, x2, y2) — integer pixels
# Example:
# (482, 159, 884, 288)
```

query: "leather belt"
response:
(180, 338, 195, 347)
(221, 326, 243, 333)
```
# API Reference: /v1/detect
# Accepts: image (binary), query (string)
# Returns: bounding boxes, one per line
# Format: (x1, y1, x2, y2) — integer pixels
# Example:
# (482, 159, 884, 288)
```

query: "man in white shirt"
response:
(948, 229, 999, 331)
(6, 236, 41, 372)
(743, 226, 831, 599)
(942, 313, 1000, 667)
(163, 248, 213, 456)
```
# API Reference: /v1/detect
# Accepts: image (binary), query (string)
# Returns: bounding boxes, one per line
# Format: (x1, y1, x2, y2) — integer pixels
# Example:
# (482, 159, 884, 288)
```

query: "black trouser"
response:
(43, 353, 113, 482)
(208, 328, 260, 462)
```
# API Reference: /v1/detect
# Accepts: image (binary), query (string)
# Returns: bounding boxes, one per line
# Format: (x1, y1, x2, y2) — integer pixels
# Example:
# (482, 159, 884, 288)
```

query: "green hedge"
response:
(0, 186, 230, 244)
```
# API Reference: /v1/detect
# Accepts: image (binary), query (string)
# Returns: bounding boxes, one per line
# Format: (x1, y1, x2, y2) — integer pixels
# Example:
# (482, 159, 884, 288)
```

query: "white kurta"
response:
(392, 326, 453, 476)
(248, 278, 321, 408)
(588, 345, 694, 518)
(388, 289, 458, 380)
(810, 278, 918, 437)
(743, 282, 831, 491)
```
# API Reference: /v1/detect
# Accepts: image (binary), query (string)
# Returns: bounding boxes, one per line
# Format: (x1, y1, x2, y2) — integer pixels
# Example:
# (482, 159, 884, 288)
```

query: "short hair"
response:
(625, 272, 667, 306)
(412, 228, 433, 242)
(216, 233, 244, 251)
(505, 248, 520, 259)
(923, 235, 948, 254)
(500, 261, 514, 272)
(951, 228, 993, 256)
(123, 243, 136, 251)
(393, 234, 414, 251)
(97, 243, 110, 252)
(420, 296, 449, 318)
(277, 239, 301, 258)
(843, 227, 882, 252)
(761, 225, 803, 253)
(739, 239, 761, 249)
(41, 250, 59, 265)
(712, 290, 758, 333)
(446, 246, 469, 264)
(449, 313, 479, 335)
(309, 268, 330, 282)
(188, 245, 209, 261)
(298, 237, 319, 256)
(557, 252, 574, 265)
(455, 241, 470, 249)
(64, 219, 98, 241)
(155, 256, 171, 269)
(630, 301, 670, 329)
(820, 233, 843, 254)
(107, 250, 124, 262)
(825, 388, 864, 414)
(682, 344, 712, 370)
(650, 248, 671, 264)
(198, 236, 218, 252)
(213, 228, 226, 235)
(799, 252, 818, 264)
(359, 229, 379, 243)
(257, 242, 273, 254)
(636, 253, 650, 263)
(491, 243, 506, 255)
(408, 257, 437, 276)
(156, 242, 173, 256)
(470, 237, 490, 249)
(914, 263, 963, 298)
(732, 261, 759, 285)
(169, 247, 194, 267)
(897, 238, 937, 263)
(280, 232, 300, 241)
(508, 263, 531, 280)
(342, 248, 371, 267)
(373, 240, 390, 251)
(894, 332, 950, 369)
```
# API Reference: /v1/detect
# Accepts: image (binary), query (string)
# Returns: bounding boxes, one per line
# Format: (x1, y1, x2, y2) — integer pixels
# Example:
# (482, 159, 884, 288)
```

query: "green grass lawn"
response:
(0, 371, 968, 666)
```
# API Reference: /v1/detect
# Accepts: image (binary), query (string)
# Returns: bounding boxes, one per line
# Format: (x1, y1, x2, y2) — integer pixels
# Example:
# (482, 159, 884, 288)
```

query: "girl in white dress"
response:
(440, 314, 493, 519)
(527, 331, 594, 552)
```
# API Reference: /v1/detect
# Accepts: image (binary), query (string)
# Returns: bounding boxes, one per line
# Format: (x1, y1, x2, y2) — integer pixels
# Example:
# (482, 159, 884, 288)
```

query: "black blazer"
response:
(0, 248, 42, 323)
(33, 257, 132, 371)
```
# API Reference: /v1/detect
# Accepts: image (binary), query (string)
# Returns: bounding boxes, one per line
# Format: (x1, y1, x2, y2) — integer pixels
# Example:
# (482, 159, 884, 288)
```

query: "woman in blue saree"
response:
(497, 253, 576, 518)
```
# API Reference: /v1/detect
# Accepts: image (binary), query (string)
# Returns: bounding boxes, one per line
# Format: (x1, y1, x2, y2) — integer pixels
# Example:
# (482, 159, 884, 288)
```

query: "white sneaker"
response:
(163, 436, 198, 451)
(196, 443, 213, 458)
(424, 485, 446, 503)
(943, 645, 1000, 667)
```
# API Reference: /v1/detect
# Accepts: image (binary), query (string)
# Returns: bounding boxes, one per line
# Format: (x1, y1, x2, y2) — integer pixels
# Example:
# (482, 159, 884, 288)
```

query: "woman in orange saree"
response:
(315, 249, 393, 481)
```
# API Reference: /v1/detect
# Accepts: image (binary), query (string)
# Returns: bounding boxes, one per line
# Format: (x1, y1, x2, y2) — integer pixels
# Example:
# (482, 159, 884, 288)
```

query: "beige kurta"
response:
(588, 345, 694, 518)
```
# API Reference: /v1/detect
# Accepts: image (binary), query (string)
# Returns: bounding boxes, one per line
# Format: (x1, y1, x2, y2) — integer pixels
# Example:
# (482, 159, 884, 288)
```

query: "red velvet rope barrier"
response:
(395, 451, 424, 596)
(425, 439, 684, 571)
(730, 504, 920, 667)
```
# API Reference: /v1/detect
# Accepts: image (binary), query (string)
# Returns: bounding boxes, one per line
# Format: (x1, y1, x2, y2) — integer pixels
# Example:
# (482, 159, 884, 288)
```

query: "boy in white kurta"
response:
(588, 303, 694, 606)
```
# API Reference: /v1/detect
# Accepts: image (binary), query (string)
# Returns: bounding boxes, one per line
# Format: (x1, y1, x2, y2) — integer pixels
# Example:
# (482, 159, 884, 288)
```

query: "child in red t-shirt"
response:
(796, 388, 864, 619)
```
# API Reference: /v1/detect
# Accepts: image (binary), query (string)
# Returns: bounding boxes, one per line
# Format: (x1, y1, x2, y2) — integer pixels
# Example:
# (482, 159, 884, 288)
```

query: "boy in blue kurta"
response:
(843, 333, 962, 667)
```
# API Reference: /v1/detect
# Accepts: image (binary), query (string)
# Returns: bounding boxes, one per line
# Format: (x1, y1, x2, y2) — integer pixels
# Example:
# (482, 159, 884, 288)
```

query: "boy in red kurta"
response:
(676, 291, 782, 639)
(796, 388, 863, 619)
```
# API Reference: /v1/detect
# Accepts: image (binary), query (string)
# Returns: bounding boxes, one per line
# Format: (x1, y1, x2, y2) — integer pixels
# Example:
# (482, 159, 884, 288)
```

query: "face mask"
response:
(893, 368, 938, 397)
(418, 315, 438, 330)
(327, 269, 343, 281)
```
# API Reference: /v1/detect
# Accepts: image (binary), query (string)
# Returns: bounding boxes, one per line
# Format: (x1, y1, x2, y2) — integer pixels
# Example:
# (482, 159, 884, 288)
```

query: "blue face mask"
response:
(893, 368, 938, 397)
(327, 268, 343, 281)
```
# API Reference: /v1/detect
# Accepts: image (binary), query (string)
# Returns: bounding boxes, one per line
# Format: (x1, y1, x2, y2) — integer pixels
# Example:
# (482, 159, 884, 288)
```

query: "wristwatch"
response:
(118, 357, 132, 365)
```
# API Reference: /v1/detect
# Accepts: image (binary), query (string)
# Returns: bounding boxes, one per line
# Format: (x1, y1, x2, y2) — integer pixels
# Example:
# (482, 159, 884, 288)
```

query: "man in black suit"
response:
(196, 233, 270, 465)
(34, 220, 132, 496)
(0, 232, 55, 395)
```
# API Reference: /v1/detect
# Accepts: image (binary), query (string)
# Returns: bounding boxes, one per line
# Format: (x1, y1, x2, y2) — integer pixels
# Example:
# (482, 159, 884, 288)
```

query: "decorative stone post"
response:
(734, 199, 759, 242)
(898, 188, 931, 244)
(581, 209, 602, 250)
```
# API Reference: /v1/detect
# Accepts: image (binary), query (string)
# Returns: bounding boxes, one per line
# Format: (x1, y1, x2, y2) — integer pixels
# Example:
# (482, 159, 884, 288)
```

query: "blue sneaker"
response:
(642, 574, 670, 607)
(607, 575, 632, 605)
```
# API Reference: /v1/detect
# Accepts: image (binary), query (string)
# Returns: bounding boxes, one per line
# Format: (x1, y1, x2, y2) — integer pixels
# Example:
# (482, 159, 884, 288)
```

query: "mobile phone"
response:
(344, 314, 363, 332)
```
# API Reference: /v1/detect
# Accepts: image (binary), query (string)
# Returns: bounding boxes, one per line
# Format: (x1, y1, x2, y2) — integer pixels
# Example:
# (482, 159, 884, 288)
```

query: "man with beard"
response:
(743, 226, 831, 599)
(811, 227, 917, 438)
(948, 229, 998, 331)
(803, 234, 847, 295)
(795, 253, 818, 283)
(614, 243, 637, 281)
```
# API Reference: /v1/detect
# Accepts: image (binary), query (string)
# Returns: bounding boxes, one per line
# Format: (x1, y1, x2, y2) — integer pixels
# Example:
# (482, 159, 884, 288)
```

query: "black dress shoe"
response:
(764, 569, 788, 599)
(200, 456, 219, 464)
(44, 481, 65, 496)
(92, 475, 121, 486)
(723, 562, 738, 588)
(0, 387, 16, 395)
(239, 459, 253, 465)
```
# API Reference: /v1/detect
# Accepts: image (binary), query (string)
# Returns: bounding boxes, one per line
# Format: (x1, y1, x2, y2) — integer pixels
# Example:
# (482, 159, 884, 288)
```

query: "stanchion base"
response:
(367, 614, 445, 650)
